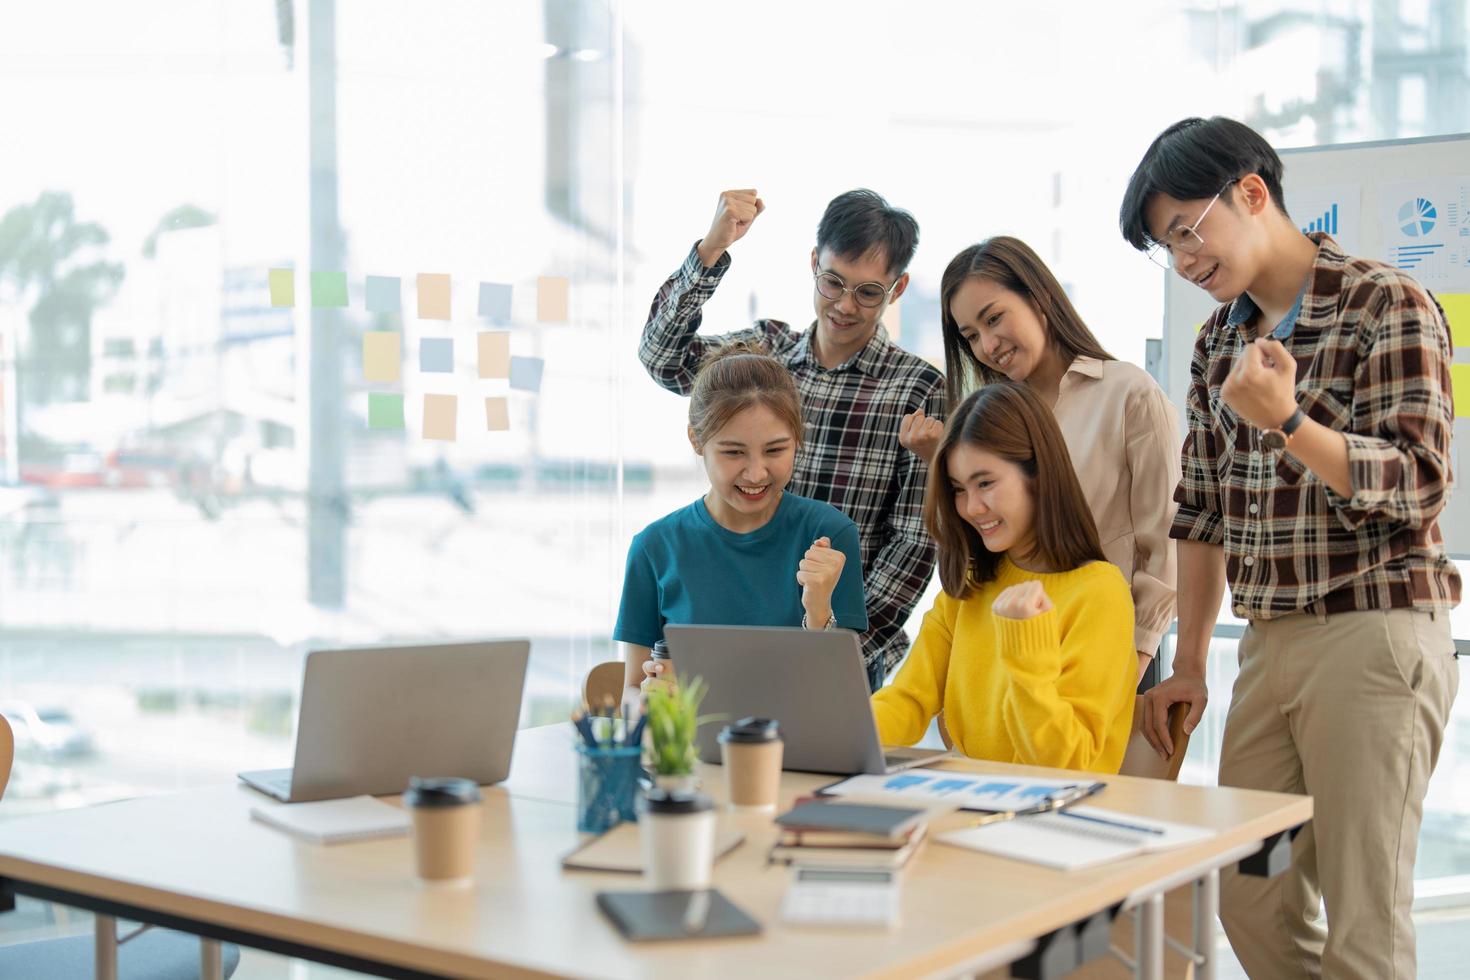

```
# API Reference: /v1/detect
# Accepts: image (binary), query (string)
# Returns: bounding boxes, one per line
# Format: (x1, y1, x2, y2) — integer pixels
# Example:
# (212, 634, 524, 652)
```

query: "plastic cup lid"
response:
(644, 788, 713, 814)
(404, 776, 482, 807)
(717, 716, 780, 743)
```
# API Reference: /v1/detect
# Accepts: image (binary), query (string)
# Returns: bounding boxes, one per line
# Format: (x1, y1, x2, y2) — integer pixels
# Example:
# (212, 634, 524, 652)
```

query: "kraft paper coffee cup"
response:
(404, 776, 482, 886)
(718, 717, 783, 812)
(649, 639, 675, 686)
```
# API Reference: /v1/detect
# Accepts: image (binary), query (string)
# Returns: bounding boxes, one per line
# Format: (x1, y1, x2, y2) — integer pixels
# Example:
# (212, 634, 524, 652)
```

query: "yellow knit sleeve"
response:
(993, 565, 1136, 772)
(871, 591, 955, 746)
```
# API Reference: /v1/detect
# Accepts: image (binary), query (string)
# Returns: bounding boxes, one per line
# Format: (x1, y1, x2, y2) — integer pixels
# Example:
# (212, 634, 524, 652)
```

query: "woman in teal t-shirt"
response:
(615, 342, 867, 700)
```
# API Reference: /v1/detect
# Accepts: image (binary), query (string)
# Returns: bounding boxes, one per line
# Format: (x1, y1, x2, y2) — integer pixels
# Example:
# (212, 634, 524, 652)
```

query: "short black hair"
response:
(816, 189, 919, 276)
(1119, 116, 1289, 251)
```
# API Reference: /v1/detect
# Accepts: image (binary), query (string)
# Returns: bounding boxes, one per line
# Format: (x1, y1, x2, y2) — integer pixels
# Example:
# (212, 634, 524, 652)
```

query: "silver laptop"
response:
(239, 639, 530, 802)
(663, 625, 950, 776)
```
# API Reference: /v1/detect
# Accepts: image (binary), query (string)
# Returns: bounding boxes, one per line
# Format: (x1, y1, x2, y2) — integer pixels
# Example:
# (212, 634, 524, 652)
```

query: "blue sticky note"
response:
(478, 282, 512, 321)
(365, 275, 401, 313)
(420, 337, 454, 373)
(508, 355, 544, 392)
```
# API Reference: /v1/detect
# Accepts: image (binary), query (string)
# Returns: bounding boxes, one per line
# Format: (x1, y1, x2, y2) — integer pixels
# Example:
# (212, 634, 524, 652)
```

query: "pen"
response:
(626, 709, 648, 749)
(570, 709, 599, 749)
(1055, 809, 1165, 836)
(601, 695, 617, 746)
(682, 889, 710, 934)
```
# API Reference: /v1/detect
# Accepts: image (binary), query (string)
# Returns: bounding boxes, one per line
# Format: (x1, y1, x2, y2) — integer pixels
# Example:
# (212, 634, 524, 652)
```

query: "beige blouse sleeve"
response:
(1125, 383, 1181, 654)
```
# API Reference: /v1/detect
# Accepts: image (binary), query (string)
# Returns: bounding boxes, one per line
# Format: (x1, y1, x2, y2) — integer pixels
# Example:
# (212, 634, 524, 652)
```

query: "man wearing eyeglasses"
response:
(639, 188, 945, 691)
(1120, 116, 1459, 980)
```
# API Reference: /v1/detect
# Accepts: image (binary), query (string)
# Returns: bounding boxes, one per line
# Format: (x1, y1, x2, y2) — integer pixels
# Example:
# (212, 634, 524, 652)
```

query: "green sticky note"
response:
(1438, 293, 1469, 348)
(368, 393, 405, 429)
(268, 269, 294, 307)
(1451, 364, 1470, 420)
(311, 271, 349, 308)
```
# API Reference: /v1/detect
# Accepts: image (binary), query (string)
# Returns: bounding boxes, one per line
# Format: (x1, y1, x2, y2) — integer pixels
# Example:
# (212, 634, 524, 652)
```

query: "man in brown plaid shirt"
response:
(639, 189, 945, 691)
(1122, 117, 1460, 979)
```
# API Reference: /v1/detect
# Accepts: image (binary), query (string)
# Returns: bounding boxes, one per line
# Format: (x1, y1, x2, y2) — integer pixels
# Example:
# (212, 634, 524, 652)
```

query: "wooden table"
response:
(0, 725, 1310, 979)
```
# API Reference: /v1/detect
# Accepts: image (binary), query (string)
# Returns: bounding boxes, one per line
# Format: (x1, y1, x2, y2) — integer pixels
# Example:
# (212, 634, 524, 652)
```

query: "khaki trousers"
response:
(1218, 608, 1458, 979)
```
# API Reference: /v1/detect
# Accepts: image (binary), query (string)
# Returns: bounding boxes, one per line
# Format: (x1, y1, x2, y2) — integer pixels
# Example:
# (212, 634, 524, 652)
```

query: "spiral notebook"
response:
(250, 795, 412, 845)
(936, 805, 1215, 871)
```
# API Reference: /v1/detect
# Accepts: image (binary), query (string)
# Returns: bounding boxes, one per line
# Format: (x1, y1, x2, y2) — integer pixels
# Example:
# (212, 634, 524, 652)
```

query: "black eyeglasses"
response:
(813, 271, 901, 308)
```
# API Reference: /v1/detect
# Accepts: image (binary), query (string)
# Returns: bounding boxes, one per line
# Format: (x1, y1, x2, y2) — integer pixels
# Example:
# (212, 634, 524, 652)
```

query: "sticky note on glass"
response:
(311, 271, 348, 308)
(365, 275, 401, 314)
(478, 282, 513, 322)
(363, 332, 401, 382)
(417, 273, 451, 320)
(478, 331, 511, 379)
(367, 393, 404, 429)
(1439, 293, 1469, 348)
(509, 356, 545, 392)
(268, 269, 294, 307)
(486, 397, 510, 431)
(423, 393, 457, 441)
(536, 276, 568, 323)
(420, 337, 454, 373)
(1452, 363, 1470, 419)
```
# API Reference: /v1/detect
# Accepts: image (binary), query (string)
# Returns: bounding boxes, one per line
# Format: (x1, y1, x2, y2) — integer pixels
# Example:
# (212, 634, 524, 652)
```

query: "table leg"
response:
(1195, 868, 1219, 980)
(94, 913, 118, 980)
(201, 937, 224, 980)
(1135, 893, 1163, 980)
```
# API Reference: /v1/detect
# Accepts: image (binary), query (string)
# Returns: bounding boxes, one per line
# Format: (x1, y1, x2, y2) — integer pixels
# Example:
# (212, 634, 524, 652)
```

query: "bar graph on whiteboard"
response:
(1289, 184, 1361, 253)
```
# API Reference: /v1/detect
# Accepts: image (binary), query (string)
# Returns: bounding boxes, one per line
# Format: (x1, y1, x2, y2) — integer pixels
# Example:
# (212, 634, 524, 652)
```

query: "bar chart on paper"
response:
(1290, 184, 1361, 252)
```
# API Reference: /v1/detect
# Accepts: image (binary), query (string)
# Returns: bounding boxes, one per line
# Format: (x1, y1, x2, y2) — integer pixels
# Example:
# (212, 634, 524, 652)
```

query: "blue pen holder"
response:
(575, 744, 642, 834)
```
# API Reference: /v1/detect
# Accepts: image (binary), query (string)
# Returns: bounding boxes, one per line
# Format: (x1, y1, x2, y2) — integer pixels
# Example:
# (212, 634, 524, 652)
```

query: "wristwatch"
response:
(1262, 406, 1306, 450)
(802, 611, 837, 630)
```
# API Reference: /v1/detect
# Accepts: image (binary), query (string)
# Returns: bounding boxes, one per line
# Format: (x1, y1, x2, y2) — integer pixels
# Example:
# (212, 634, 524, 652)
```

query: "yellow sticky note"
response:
(485, 397, 509, 431)
(537, 276, 568, 323)
(1451, 363, 1470, 419)
(478, 331, 511, 379)
(423, 393, 457, 441)
(268, 269, 294, 307)
(362, 331, 401, 382)
(1438, 293, 1470, 348)
(417, 273, 451, 320)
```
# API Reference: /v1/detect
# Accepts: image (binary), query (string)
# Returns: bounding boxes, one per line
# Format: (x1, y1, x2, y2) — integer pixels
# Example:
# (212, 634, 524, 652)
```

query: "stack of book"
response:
(768, 798, 929, 870)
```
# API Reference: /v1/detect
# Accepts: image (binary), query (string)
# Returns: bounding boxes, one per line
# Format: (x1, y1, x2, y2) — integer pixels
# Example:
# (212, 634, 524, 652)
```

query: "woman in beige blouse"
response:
(901, 236, 1179, 682)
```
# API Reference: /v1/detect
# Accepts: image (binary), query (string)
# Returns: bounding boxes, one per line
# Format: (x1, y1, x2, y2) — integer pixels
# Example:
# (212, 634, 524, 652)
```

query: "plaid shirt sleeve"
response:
(1322, 284, 1456, 532)
(1169, 320, 1227, 545)
(862, 380, 945, 673)
(638, 244, 771, 395)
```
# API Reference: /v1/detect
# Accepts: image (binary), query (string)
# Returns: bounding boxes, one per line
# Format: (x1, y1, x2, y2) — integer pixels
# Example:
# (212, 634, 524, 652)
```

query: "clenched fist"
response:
(796, 536, 846, 629)
(991, 580, 1054, 620)
(696, 189, 765, 269)
(898, 408, 943, 462)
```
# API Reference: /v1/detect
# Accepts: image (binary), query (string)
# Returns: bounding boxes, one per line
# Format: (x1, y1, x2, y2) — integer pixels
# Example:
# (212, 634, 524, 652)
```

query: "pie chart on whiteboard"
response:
(1397, 197, 1437, 237)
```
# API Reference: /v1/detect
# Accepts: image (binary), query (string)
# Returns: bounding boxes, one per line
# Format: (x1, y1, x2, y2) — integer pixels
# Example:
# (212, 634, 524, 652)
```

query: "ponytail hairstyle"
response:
(923, 381, 1105, 598)
(687, 340, 805, 450)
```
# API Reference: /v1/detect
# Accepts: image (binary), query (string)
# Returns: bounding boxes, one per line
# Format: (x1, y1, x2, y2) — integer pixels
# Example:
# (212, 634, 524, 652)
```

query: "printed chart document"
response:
(937, 805, 1216, 871)
(250, 795, 411, 845)
(822, 768, 1102, 813)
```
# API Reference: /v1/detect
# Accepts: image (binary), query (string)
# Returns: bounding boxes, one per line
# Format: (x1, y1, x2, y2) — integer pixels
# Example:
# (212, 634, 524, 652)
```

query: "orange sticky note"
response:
(478, 331, 511, 379)
(537, 276, 568, 323)
(417, 273, 451, 320)
(485, 397, 510, 431)
(423, 393, 457, 441)
(362, 332, 401, 382)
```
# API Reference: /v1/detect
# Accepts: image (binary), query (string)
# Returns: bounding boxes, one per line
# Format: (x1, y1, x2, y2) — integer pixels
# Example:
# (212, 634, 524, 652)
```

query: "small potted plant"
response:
(643, 675, 718, 793)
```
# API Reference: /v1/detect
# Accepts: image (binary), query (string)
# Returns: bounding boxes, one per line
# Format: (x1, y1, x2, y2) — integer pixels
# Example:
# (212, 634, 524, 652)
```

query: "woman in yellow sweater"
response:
(872, 382, 1136, 774)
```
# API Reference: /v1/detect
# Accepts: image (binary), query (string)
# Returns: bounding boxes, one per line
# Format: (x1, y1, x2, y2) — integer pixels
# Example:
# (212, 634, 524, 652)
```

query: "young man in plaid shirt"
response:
(1122, 117, 1460, 979)
(639, 188, 945, 691)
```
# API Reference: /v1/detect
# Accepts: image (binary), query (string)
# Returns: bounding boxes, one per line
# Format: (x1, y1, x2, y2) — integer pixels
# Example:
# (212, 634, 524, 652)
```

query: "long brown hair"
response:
(924, 382, 1105, 598)
(688, 340, 805, 450)
(939, 236, 1114, 402)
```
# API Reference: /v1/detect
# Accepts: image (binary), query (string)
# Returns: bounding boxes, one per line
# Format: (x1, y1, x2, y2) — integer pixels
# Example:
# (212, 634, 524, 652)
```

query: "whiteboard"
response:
(1160, 133, 1470, 558)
